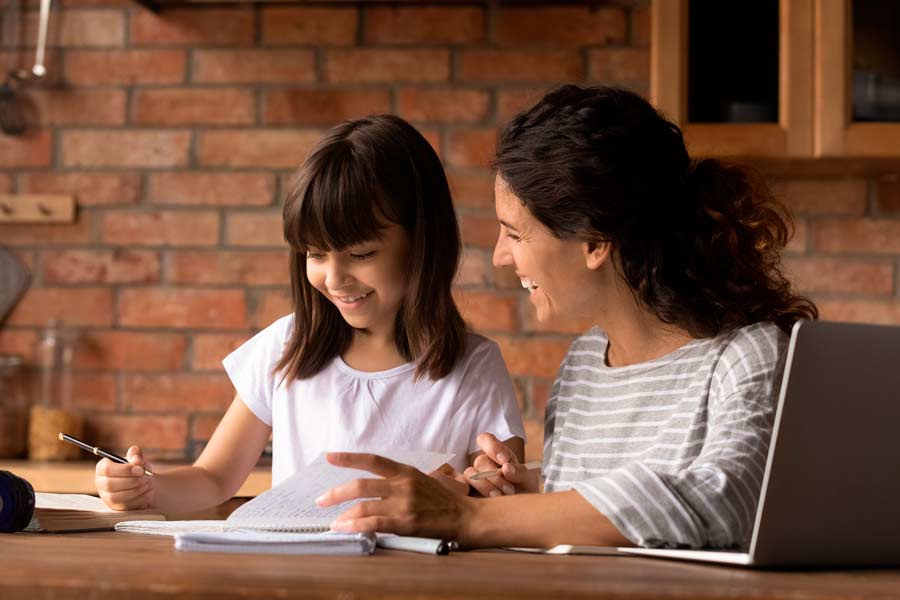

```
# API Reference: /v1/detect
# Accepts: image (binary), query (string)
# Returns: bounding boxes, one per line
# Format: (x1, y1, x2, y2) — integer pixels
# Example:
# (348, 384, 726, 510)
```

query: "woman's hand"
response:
(465, 433, 540, 497)
(95, 446, 156, 510)
(429, 463, 470, 496)
(317, 453, 476, 542)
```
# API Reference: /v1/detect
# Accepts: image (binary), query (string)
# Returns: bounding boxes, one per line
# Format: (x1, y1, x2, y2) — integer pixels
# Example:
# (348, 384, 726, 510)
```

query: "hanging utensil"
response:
(0, 75, 26, 135)
(32, 0, 51, 79)
(0, 246, 30, 327)
(0, 0, 53, 135)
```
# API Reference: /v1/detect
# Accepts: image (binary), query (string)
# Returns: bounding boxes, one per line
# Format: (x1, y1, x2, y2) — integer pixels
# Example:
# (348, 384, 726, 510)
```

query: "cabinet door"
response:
(816, 0, 900, 156)
(652, 0, 814, 157)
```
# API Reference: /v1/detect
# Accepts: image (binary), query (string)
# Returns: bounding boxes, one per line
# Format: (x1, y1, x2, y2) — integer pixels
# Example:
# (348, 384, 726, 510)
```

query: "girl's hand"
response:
(318, 453, 476, 542)
(95, 446, 156, 510)
(429, 463, 470, 496)
(465, 433, 540, 497)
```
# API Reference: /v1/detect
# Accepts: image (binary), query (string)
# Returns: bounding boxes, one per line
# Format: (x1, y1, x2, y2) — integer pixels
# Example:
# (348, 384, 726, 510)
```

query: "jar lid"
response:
(0, 354, 23, 369)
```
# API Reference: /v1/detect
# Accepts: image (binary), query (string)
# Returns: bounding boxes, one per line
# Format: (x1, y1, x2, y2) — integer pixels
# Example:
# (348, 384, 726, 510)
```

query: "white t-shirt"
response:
(222, 315, 526, 486)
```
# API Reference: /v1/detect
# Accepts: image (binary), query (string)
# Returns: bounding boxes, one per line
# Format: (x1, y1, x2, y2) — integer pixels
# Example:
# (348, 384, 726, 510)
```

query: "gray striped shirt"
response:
(542, 322, 789, 549)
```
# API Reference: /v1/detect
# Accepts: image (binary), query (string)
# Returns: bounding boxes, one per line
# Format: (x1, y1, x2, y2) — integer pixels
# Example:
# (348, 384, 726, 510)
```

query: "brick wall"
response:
(1, 1, 898, 464)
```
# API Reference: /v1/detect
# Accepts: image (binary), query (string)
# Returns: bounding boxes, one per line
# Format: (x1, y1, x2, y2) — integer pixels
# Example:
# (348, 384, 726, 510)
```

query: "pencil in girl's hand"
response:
(58, 432, 154, 476)
(468, 460, 541, 481)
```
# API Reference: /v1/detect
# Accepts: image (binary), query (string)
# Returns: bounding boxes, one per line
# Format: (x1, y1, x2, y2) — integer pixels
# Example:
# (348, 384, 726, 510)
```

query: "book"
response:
(26, 493, 165, 533)
(115, 449, 454, 555)
(506, 545, 626, 556)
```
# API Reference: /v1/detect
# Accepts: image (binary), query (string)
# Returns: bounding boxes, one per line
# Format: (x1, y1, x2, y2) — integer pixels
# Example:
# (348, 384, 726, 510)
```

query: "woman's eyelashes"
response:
(350, 251, 376, 260)
(305, 249, 376, 260)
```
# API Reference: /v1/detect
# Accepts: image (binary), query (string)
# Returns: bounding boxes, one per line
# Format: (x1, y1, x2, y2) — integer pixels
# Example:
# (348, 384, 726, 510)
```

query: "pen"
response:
(58, 432, 154, 476)
(468, 460, 542, 481)
(376, 535, 458, 555)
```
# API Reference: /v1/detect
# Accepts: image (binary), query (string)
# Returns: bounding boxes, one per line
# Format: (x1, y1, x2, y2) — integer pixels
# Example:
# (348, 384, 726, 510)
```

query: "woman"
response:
(316, 85, 817, 550)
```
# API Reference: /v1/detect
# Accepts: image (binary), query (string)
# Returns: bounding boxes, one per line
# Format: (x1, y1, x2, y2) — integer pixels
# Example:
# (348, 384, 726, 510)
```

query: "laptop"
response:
(617, 319, 900, 567)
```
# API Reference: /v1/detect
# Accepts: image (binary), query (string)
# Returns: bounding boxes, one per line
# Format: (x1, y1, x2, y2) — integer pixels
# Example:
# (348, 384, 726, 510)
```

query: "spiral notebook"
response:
(115, 449, 454, 553)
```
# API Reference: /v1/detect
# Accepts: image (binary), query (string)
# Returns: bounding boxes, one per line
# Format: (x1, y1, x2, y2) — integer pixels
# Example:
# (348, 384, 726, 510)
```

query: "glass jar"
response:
(28, 321, 83, 461)
(0, 354, 29, 458)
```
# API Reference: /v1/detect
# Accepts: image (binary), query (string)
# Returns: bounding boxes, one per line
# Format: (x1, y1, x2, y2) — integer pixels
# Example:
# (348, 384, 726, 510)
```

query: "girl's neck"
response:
(342, 328, 408, 373)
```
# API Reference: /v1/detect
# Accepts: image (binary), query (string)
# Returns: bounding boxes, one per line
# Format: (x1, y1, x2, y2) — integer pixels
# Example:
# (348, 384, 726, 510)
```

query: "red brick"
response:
(22, 9, 125, 47)
(59, 0, 132, 6)
(251, 289, 292, 328)
(495, 6, 626, 46)
(523, 416, 544, 463)
(119, 288, 247, 329)
(130, 8, 254, 46)
(19, 172, 140, 206)
(397, 88, 490, 124)
(458, 50, 582, 83)
(453, 290, 519, 333)
(41, 250, 160, 284)
(103, 210, 219, 246)
(85, 415, 187, 452)
(783, 257, 893, 295)
(148, 172, 274, 207)
(6, 288, 114, 327)
(192, 333, 249, 371)
(262, 7, 358, 45)
(65, 49, 186, 84)
(447, 128, 497, 169)
(74, 331, 187, 371)
(0, 330, 38, 361)
(523, 306, 596, 335)
(69, 375, 117, 412)
(631, 5, 651, 46)
(785, 219, 808, 254)
(61, 130, 190, 168)
(365, 7, 484, 44)
(0, 173, 10, 193)
(24, 89, 126, 125)
(815, 300, 900, 326)
(419, 127, 443, 160)
(198, 130, 322, 169)
(123, 374, 234, 412)
(497, 88, 548, 122)
(588, 48, 650, 85)
(169, 251, 289, 285)
(264, 89, 392, 125)
(0, 130, 52, 167)
(455, 248, 491, 287)
(192, 413, 226, 441)
(193, 50, 316, 84)
(774, 179, 868, 215)
(0, 219, 92, 246)
(493, 335, 572, 378)
(813, 218, 900, 254)
(877, 174, 900, 213)
(133, 88, 255, 125)
(531, 377, 554, 417)
(447, 170, 495, 210)
(459, 212, 499, 250)
(0, 49, 63, 85)
(325, 49, 449, 83)
(226, 212, 286, 248)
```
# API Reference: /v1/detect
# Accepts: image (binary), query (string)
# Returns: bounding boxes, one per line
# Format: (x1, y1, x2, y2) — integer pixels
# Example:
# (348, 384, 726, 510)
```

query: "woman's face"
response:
(305, 223, 411, 337)
(492, 175, 603, 324)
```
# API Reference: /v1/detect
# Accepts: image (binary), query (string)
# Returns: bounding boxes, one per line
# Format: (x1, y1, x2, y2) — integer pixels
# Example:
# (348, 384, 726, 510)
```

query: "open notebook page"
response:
(116, 449, 454, 535)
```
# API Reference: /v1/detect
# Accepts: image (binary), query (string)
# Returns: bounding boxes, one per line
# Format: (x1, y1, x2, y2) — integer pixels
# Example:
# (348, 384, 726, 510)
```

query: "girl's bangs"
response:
(288, 149, 392, 252)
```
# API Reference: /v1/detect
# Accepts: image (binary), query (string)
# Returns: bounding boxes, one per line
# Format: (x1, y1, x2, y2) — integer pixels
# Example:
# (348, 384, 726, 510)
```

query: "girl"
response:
(316, 86, 818, 550)
(95, 115, 525, 512)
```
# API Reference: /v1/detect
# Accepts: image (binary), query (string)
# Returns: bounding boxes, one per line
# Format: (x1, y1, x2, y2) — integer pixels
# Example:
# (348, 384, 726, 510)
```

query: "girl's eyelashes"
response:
(350, 251, 376, 260)
(306, 251, 325, 260)
(505, 232, 521, 241)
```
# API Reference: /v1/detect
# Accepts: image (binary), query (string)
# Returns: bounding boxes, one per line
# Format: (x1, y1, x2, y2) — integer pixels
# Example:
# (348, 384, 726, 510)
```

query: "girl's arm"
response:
(96, 395, 270, 514)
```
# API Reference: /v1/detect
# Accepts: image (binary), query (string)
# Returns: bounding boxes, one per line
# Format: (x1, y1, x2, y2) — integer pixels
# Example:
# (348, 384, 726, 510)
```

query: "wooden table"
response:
(2, 532, 899, 600)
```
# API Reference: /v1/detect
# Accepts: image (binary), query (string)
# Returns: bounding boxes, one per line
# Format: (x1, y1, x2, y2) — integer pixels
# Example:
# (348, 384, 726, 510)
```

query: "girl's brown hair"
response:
(276, 115, 467, 381)
(494, 85, 817, 337)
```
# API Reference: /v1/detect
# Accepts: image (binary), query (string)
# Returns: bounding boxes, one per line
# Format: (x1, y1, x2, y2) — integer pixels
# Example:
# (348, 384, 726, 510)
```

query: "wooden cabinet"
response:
(651, 0, 900, 158)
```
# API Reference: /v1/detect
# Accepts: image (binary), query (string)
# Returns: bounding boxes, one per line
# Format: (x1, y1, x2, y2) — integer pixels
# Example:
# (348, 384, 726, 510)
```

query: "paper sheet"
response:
(35, 493, 114, 512)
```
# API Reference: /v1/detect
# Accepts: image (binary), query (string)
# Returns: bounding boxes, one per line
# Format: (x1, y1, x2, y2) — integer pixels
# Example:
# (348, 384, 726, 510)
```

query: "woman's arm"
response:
(318, 452, 631, 549)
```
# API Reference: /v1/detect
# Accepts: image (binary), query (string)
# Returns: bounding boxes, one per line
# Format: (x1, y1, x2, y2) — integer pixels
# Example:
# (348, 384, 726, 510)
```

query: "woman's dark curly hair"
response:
(493, 85, 817, 337)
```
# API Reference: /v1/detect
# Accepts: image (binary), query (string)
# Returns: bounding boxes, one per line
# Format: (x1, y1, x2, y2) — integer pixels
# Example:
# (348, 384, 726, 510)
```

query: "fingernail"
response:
(502, 485, 515, 495)
(496, 453, 508, 464)
(131, 466, 143, 475)
(489, 490, 500, 498)
(315, 494, 327, 506)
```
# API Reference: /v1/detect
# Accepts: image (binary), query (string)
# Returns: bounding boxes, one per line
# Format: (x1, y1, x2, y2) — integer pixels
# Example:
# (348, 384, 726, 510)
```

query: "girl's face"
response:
(306, 223, 411, 336)
(492, 175, 605, 324)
